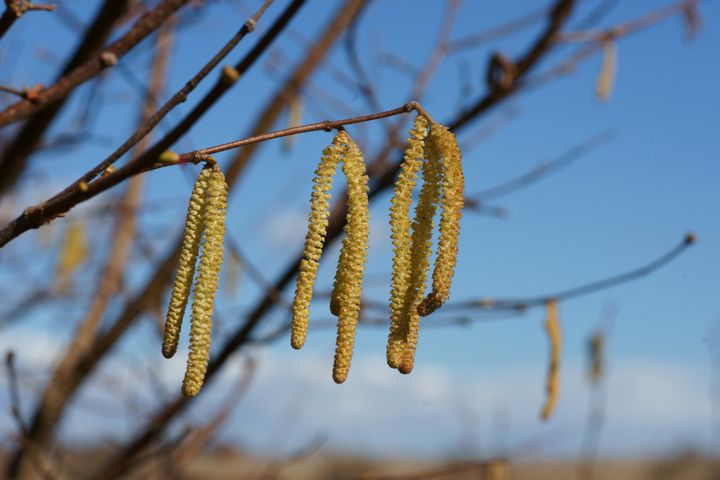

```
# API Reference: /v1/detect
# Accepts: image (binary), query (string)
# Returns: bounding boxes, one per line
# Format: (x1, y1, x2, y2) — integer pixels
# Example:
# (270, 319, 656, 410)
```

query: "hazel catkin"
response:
(330, 136, 369, 384)
(417, 124, 464, 317)
(387, 115, 429, 369)
(541, 298, 562, 420)
(182, 165, 227, 397)
(291, 132, 346, 350)
(163, 167, 211, 359)
(398, 130, 444, 374)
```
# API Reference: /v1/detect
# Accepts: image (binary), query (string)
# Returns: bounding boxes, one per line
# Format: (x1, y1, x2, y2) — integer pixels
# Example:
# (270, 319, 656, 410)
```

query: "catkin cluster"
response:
(291, 131, 369, 384)
(387, 116, 464, 374)
(290, 112, 464, 383)
(541, 298, 562, 420)
(162, 163, 227, 397)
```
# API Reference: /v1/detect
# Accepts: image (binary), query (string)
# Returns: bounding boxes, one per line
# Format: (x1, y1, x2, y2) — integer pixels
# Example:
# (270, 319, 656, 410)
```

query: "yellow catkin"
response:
(182, 165, 227, 397)
(417, 124, 464, 317)
(596, 39, 617, 101)
(398, 132, 444, 375)
(387, 115, 429, 368)
(330, 136, 369, 384)
(56, 221, 88, 294)
(291, 132, 347, 350)
(541, 298, 562, 420)
(163, 167, 211, 359)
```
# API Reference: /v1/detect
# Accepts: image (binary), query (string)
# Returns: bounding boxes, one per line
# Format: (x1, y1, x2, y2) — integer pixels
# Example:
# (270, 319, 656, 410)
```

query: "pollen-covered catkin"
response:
(182, 165, 227, 397)
(417, 124, 464, 317)
(331, 136, 369, 384)
(398, 133, 444, 375)
(163, 167, 211, 359)
(291, 132, 346, 350)
(387, 115, 429, 369)
(541, 298, 562, 420)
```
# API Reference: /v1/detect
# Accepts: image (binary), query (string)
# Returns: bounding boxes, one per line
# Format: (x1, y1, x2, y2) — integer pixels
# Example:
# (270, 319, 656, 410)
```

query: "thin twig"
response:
(0, 0, 188, 127)
(0, 0, 56, 41)
(0, 101, 429, 248)
(445, 234, 696, 312)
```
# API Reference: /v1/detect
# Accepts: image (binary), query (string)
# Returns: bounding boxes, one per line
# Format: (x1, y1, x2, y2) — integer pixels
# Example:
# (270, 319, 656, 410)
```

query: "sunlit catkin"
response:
(291, 132, 346, 350)
(417, 124, 464, 317)
(163, 167, 211, 359)
(56, 222, 88, 294)
(398, 131, 444, 374)
(387, 115, 429, 369)
(596, 39, 617, 101)
(541, 298, 562, 420)
(182, 165, 227, 397)
(330, 136, 369, 384)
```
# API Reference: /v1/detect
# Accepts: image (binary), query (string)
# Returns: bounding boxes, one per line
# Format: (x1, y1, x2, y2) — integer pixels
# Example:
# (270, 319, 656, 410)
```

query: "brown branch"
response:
(0, 101, 429, 248)
(447, 6, 547, 52)
(4, 21, 173, 480)
(3, 352, 59, 480)
(0, 0, 188, 128)
(92, 2, 572, 475)
(0, 0, 56, 41)
(465, 129, 615, 204)
(0, 0, 131, 196)
(444, 234, 696, 313)
(50, 0, 275, 199)
(0, 0, 306, 248)
(559, 0, 700, 43)
(9, 3, 369, 479)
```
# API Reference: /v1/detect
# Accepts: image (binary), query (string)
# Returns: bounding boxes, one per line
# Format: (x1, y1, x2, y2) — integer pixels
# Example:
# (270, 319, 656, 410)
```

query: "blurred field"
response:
(4, 448, 717, 480)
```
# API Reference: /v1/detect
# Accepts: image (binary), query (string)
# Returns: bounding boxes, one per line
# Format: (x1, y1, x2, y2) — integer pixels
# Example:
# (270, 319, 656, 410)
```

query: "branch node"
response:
(100, 51, 118, 67)
(158, 150, 180, 164)
(220, 65, 240, 85)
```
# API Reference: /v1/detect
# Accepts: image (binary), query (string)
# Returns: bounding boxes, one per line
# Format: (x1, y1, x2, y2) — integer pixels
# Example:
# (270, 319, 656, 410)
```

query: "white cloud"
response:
(0, 327, 713, 459)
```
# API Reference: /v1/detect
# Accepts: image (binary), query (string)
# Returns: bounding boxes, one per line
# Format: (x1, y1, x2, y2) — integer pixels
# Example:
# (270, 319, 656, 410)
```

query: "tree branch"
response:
(0, 0, 189, 128)
(0, 101, 429, 249)
(0, 0, 56, 41)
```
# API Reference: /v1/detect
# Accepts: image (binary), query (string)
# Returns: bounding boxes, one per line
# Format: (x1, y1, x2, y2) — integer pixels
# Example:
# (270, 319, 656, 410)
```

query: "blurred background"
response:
(0, 0, 718, 478)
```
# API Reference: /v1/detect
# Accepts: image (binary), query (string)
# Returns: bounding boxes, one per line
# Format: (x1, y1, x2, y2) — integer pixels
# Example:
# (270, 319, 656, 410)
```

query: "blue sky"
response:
(0, 0, 719, 461)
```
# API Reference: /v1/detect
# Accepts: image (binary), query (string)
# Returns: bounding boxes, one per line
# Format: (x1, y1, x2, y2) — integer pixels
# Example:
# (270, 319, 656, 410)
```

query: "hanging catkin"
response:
(330, 136, 369, 383)
(417, 124, 464, 317)
(56, 221, 88, 293)
(182, 165, 227, 397)
(397, 130, 444, 374)
(387, 115, 429, 369)
(596, 39, 617, 101)
(541, 298, 562, 420)
(291, 132, 346, 350)
(163, 167, 211, 359)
